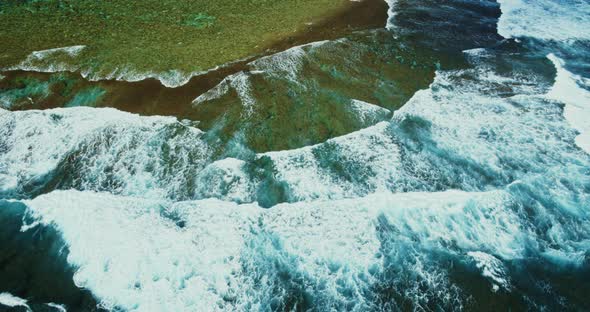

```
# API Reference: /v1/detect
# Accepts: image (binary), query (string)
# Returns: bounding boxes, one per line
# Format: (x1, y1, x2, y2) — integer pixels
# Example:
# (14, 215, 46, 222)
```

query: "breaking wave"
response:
(497, 0, 590, 41)
(0, 108, 211, 200)
(1, 0, 590, 311)
(5, 45, 223, 88)
(3, 38, 590, 310)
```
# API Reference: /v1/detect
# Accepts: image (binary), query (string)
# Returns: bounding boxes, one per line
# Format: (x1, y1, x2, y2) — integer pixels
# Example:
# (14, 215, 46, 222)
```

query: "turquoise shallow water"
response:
(1, 0, 590, 311)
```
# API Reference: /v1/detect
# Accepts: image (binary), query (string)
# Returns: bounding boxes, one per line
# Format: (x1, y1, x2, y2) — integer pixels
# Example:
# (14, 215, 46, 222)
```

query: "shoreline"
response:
(0, 0, 388, 119)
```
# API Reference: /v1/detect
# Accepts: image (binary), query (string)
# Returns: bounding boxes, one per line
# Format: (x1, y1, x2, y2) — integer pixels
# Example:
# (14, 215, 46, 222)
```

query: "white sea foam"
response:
(192, 71, 256, 116)
(5, 48, 587, 208)
(21, 188, 531, 311)
(192, 77, 231, 104)
(378, 190, 526, 259)
(23, 191, 259, 311)
(497, 0, 590, 40)
(7, 40, 332, 89)
(0, 107, 210, 199)
(468, 251, 511, 292)
(250, 40, 329, 82)
(3, 20, 590, 310)
(395, 62, 585, 191)
(34, 46, 86, 57)
(193, 40, 332, 111)
(546, 54, 590, 154)
(6, 45, 223, 88)
(0, 292, 31, 311)
(0, 292, 68, 311)
(349, 99, 391, 124)
(389, 50, 590, 263)
(193, 158, 255, 203)
(80, 66, 209, 88)
(8, 45, 86, 73)
(263, 122, 400, 201)
(0, 103, 396, 204)
(384, 0, 398, 30)
(46, 303, 67, 312)
(9, 56, 589, 305)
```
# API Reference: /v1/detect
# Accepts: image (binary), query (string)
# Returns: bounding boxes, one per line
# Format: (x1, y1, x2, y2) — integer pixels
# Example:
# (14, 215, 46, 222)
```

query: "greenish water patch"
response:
(65, 86, 106, 107)
(192, 30, 440, 153)
(0, 72, 105, 110)
(0, 28, 459, 156)
(0, 0, 361, 76)
(0, 76, 50, 109)
(184, 13, 216, 29)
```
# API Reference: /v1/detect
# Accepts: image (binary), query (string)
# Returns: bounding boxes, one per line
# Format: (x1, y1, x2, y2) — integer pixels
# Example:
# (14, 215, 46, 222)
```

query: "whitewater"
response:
(1, 0, 589, 311)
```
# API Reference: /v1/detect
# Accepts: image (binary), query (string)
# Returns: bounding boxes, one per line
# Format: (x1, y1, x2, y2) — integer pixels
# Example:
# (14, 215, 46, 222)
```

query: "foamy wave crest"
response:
(193, 40, 332, 108)
(546, 54, 590, 153)
(250, 40, 331, 82)
(497, 0, 590, 41)
(80, 67, 205, 89)
(186, 120, 399, 207)
(0, 105, 397, 206)
(8, 45, 86, 73)
(468, 251, 511, 292)
(0, 107, 211, 200)
(0, 292, 66, 312)
(3, 40, 590, 311)
(387, 47, 590, 271)
(384, 0, 398, 30)
(262, 122, 400, 202)
(349, 99, 391, 124)
(19, 188, 538, 311)
(0, 292, 31, 311)
(391, 48, 589, 197)
(6, 45, 214, 88)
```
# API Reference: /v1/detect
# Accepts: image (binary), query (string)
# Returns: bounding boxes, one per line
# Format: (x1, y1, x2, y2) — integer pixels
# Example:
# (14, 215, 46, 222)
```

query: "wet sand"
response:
(1, 0, 388, 119)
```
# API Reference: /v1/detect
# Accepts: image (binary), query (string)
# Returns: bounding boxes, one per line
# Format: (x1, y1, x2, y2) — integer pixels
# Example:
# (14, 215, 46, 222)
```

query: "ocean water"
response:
(1, 0, 590, 311)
